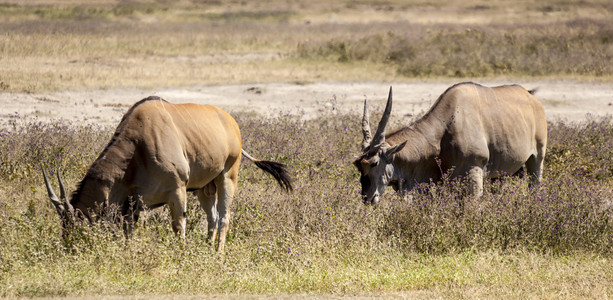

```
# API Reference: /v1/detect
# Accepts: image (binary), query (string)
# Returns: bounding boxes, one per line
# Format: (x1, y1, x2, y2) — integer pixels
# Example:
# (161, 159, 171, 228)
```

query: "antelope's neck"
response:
(387, 115, 449, 190)
(73, 137, 135, 208)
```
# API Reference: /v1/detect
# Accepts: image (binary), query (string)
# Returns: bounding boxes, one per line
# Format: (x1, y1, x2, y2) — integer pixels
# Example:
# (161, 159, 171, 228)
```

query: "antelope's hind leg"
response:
(214, 167, 239, 253)
(197, 182, 218, 246)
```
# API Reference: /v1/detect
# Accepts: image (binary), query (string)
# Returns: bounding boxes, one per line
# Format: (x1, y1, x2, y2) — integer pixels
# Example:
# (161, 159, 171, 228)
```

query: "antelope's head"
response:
(353, 87, 406, 204)
(42, 169, 109, 229)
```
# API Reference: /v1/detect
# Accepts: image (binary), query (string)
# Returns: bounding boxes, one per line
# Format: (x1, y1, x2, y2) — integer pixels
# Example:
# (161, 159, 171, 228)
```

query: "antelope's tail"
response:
(241, 149, 293, 192)
(528, 88, 538, 95)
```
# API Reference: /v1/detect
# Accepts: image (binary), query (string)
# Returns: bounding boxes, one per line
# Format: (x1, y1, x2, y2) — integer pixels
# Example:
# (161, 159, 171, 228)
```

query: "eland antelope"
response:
(354, 83, 547, 204)
(43, 96, 292, 252)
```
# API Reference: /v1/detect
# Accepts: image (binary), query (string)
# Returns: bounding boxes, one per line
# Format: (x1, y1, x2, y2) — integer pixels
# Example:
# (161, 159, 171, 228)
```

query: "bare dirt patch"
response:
(1, 80, 611, 128)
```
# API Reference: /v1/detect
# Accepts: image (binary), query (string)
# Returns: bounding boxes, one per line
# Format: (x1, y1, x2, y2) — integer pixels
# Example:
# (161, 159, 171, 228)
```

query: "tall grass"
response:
(0, 111, 612, 297)
(298, 19, 613, 77)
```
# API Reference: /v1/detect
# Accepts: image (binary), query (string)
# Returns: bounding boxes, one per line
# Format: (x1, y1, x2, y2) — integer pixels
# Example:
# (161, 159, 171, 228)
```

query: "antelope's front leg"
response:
(168, 188, 188, 238)
(122, 194, 142, 238)
(467, 166, 484, 198)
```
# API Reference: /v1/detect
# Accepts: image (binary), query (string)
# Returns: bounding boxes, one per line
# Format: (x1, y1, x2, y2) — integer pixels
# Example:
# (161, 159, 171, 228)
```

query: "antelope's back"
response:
(438, 83, 546, 166)
(124, 100, 243, 179)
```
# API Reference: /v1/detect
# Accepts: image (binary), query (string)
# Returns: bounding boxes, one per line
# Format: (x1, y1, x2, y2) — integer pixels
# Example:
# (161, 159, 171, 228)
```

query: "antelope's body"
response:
(44, 96, 291, 252)
(355, 83, 547, 203)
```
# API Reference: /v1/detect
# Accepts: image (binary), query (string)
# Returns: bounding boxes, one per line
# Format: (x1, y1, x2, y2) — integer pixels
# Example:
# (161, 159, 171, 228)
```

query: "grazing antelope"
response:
(354, 83, 546, 204)
(43, 96, 292, 252)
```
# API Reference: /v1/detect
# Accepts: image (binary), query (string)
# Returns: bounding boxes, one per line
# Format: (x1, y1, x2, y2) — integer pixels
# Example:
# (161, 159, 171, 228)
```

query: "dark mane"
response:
(71, 96, 167, 203)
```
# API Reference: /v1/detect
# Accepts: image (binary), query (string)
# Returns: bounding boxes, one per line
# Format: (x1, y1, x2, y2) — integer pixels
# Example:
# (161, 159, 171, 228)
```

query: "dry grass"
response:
(0, 112, 612, 298)
(1, 0, 612, 92)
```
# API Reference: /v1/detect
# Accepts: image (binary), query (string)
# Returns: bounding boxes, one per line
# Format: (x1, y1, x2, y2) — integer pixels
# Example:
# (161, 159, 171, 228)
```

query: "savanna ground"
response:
(1, 0, 613, 299)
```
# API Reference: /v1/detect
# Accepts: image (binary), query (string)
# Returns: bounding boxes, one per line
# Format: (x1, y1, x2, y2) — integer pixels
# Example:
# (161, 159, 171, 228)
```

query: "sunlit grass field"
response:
(1, 0, 613, 298)
(1, 0, 612, 93)
(1, 112, 612, 298)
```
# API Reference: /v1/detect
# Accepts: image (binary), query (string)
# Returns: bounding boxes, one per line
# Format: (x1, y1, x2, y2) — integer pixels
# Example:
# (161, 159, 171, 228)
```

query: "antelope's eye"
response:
(370, 161, 379, 168)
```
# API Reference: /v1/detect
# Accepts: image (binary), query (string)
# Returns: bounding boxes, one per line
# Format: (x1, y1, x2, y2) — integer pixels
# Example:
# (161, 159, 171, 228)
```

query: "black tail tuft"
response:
(528, 88, 538, 95)
(253, 160, 293, 192)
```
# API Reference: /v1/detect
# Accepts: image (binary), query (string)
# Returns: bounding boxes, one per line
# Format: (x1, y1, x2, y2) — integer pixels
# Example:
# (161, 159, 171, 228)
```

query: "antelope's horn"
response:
(361, 99, 372, 150)
(370, 86, 393, 148)
(56, 172, 74, 214)
(42, 168, 65, 216)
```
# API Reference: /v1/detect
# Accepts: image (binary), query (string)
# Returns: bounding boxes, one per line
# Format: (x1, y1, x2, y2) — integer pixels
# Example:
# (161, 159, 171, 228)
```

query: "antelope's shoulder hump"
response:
(119, 96, 169, 120)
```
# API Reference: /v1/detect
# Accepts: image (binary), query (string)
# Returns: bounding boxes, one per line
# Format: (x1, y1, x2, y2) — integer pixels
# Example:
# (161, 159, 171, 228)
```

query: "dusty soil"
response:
(1, 80, 612, 128)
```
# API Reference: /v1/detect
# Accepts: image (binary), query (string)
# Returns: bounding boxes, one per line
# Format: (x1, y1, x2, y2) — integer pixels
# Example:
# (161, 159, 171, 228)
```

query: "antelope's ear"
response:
(390, 140, 407, 154)
(383, 140, 407, 161)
